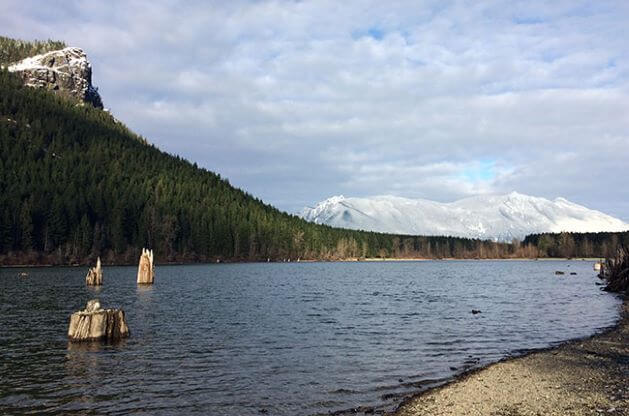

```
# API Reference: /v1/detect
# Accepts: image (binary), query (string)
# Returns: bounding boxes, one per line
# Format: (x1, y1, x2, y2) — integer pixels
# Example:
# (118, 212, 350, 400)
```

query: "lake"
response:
(0, 260, 621, 415)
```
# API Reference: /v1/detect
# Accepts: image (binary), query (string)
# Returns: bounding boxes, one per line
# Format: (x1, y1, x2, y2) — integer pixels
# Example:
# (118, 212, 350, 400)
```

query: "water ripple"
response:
(0, 261, 621, 416)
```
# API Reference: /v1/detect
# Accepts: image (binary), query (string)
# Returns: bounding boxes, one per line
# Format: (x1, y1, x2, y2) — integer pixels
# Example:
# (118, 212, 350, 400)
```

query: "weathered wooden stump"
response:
(68, 299, 129, 342)
(85, 257, 103, 285)
(137, 248, 155, 284)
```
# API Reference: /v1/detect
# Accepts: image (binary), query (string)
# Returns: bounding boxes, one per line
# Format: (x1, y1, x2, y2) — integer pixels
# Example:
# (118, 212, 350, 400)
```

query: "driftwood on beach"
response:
(137, 248, 155, 284)
(85, 257, 103, 285)
(68, 299, 129, 342)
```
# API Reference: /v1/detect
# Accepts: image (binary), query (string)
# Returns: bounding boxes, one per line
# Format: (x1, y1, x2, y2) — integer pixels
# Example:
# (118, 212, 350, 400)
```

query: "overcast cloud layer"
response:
(3, 1, 628, 220)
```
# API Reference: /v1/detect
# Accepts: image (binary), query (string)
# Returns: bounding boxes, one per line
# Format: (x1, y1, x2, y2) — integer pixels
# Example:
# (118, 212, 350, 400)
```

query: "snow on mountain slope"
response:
(300, 192, 629, 241)
(7, 47, 103, 108)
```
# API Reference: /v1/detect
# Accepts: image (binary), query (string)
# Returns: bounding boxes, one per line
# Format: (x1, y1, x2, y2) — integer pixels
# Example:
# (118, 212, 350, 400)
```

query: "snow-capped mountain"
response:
(300, 192, 629, 241)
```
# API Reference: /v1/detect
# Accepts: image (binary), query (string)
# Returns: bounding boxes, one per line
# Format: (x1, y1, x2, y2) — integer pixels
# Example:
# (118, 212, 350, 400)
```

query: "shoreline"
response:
(361, 257, 603, 262)
(0, 257, 602, 269)
(393, 297, 628, 416)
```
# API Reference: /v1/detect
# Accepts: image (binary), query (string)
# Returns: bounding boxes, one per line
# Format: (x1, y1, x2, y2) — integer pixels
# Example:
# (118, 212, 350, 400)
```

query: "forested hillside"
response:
(1, 36, 626, 265)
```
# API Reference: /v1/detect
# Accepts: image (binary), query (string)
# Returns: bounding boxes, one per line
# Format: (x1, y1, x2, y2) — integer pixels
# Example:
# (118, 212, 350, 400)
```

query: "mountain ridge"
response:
(301, 193, 629, 241)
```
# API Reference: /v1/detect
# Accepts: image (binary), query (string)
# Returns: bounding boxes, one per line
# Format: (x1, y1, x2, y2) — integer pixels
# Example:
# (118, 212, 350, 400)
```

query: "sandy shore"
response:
(394, 298, 628, 416)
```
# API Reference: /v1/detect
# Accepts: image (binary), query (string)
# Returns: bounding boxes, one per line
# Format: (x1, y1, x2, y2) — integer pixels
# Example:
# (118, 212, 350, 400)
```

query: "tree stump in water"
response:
(68, 299, 129, 342)
(85, 257, 103, 285)
(137, 248, 155, 284)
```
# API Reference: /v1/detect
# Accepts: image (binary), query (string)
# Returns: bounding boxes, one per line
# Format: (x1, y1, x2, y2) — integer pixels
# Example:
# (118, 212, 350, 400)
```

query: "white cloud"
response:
(2, 0, 628, 219)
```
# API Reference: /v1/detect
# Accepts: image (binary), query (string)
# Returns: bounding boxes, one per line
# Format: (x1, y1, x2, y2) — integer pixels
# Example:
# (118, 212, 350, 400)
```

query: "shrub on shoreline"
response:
(600, 246, 629, 293)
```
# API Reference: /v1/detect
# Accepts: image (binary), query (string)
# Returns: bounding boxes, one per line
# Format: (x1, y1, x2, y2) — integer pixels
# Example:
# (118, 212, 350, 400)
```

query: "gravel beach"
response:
(395, 299, 628, 416)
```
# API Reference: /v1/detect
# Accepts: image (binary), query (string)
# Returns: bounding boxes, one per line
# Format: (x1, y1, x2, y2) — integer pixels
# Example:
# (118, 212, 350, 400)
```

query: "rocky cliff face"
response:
(7, 47, 103, 108)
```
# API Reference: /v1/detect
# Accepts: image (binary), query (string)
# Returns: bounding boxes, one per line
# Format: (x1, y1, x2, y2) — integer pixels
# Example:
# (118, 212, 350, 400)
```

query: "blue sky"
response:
(2, 0, 629, 220)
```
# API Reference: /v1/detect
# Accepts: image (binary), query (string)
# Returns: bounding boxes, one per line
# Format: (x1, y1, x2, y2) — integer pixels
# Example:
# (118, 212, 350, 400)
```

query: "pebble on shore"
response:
(395, 301, 629, 416)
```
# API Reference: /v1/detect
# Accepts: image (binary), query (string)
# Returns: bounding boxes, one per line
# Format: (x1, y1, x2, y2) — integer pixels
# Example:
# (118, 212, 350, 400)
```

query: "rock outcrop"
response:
(137, 248, 155, 284)
(85, 257, 103, 285)
(68, 299, 129, 342)
(8, 47, 103, 108)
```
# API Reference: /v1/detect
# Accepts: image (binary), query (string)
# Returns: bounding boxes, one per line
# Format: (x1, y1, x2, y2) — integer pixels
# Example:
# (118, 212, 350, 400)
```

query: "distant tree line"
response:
(522, 231, 629, 259)
(0, 36, 66, 66)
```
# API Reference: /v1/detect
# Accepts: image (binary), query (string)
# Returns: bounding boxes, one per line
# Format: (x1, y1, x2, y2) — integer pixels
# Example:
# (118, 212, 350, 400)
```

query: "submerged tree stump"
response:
(85, 257, 103, 285)
(137, 248, 155, 284)
(68, 299, 129, 342)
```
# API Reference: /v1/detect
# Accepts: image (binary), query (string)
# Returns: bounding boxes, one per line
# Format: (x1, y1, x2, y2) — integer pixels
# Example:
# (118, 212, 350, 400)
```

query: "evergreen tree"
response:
(19, 200, 33, 251)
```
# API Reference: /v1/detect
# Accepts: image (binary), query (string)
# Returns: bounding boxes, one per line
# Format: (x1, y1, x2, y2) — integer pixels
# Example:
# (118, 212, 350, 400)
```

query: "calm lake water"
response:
(0, 260, 622, 415)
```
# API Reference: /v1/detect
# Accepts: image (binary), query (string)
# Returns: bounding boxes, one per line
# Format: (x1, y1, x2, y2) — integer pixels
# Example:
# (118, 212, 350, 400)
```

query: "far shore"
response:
(360, 257, 603, 262)
(0, 257, 604, 268)
(394, 297, 628, 416)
